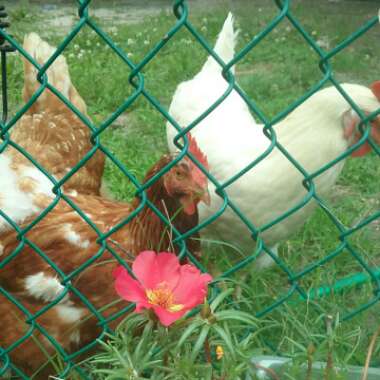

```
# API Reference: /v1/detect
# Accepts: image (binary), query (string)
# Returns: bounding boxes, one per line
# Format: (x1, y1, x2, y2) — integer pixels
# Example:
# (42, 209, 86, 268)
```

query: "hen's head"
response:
(164, 135, 210, 215)
(343, 81, 380, 157)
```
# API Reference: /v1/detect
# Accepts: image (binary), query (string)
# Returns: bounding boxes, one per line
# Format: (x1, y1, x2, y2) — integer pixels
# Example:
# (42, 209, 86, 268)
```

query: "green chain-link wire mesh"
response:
(0, 0, 379, 378)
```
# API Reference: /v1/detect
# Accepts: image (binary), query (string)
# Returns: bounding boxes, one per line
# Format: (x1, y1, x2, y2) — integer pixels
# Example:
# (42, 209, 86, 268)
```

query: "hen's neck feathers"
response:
(114, 155, 199, 255)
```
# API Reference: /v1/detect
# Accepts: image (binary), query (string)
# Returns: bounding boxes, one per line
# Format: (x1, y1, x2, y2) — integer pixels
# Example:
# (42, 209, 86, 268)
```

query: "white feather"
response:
(63, 223, 90, 248)
(0, 153, 54, 232)
(167, 14, 380, 265)
(24, 272, 64, 302)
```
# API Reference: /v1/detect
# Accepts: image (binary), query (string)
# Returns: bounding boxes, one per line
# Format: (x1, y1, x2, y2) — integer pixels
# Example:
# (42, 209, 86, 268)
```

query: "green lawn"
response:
(3, 0, 380, 378)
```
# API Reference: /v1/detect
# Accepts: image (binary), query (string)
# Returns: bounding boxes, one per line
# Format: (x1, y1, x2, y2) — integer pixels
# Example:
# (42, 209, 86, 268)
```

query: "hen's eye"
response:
(175, 170, 185, 179)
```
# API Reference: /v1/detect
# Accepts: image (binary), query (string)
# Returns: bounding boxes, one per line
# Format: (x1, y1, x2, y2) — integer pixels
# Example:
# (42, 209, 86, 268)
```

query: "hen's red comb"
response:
(371, 81, 380, 101)
(187, 133, 209, 170)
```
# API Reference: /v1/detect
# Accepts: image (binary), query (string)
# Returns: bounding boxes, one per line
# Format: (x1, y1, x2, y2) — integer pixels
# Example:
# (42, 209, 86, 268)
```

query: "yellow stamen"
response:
(146, 282, 184, 313)
(216, 345, 224, 360)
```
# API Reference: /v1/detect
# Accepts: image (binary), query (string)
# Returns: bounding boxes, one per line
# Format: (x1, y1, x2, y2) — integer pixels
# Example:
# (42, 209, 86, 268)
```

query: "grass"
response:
(2, 0, 380, 378)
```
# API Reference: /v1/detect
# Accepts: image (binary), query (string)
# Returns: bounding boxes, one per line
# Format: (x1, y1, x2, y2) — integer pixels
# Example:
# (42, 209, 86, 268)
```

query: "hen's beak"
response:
(180, 188, 211, 215)
(199, 188, 211, 206)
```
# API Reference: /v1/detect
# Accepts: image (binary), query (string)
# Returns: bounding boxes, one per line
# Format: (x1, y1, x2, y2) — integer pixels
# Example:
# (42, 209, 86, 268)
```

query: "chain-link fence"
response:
(0, 0, 379, 378)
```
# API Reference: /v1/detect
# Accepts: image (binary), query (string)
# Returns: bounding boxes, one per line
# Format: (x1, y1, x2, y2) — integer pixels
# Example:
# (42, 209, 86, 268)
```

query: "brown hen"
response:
(0, 33, 105, 234)
(9, 32, 104, 195)
(0, 136, 210, 378)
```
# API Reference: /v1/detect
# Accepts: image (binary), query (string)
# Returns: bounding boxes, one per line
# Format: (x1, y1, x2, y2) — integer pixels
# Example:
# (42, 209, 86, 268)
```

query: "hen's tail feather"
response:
(201, 12, 238, 74)
(22, 32, 87, 116)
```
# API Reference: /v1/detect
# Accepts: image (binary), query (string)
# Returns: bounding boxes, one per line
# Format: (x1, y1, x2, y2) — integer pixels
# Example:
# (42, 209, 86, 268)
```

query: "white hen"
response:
(166, 13, 380, 266)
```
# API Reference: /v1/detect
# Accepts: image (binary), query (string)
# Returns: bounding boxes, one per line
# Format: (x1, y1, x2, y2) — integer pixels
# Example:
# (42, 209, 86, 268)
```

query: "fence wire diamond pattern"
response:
(0, 0, 379, 378)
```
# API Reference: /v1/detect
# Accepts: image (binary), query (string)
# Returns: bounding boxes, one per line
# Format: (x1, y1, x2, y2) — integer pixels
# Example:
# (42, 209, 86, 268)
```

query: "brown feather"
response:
(0, 153, 206, 377)
(10, 32, 105, 196)
(0, 32, 209, 379)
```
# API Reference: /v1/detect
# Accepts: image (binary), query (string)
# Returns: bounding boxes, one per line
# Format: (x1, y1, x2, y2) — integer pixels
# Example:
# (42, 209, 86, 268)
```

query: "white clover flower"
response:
(127, 52, 134, 58)
(68, 53, 75, 58)
(74, 44, 80, 50)
(96, 42, 101, 47)
(202, 17, 208, 23)
(271, 83, 279, 92)
(201, 25, 207, 32)
(144, 39, 150, 45)
(311, 30, 317, 36)
(316, 37, 330, 49)
(153, 28, 157, 32)
(80, 49, 85, 54)
(285, 26, 291, 32)
(258, 8, 262, 12)
(127, 38, 135, 45)
(77, 53, 83, 59)
(86, 39, 91, 46)
(137, 32, 142, 37)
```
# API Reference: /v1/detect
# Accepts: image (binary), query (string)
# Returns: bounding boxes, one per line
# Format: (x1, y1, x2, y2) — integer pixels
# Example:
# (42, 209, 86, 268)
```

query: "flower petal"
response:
(152, 305, 186, 326)
(132, 250, 159, 289)
(173, 265, 212, 309)
(132, 251, 181, 290)
(155, 252, 181, 290)
(114, 266, 147, 304)
(135, 301, 152, 313)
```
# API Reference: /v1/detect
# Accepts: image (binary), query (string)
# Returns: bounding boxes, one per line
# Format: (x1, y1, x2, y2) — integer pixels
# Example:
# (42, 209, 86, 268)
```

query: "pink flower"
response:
(114, 251, 212, 326)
